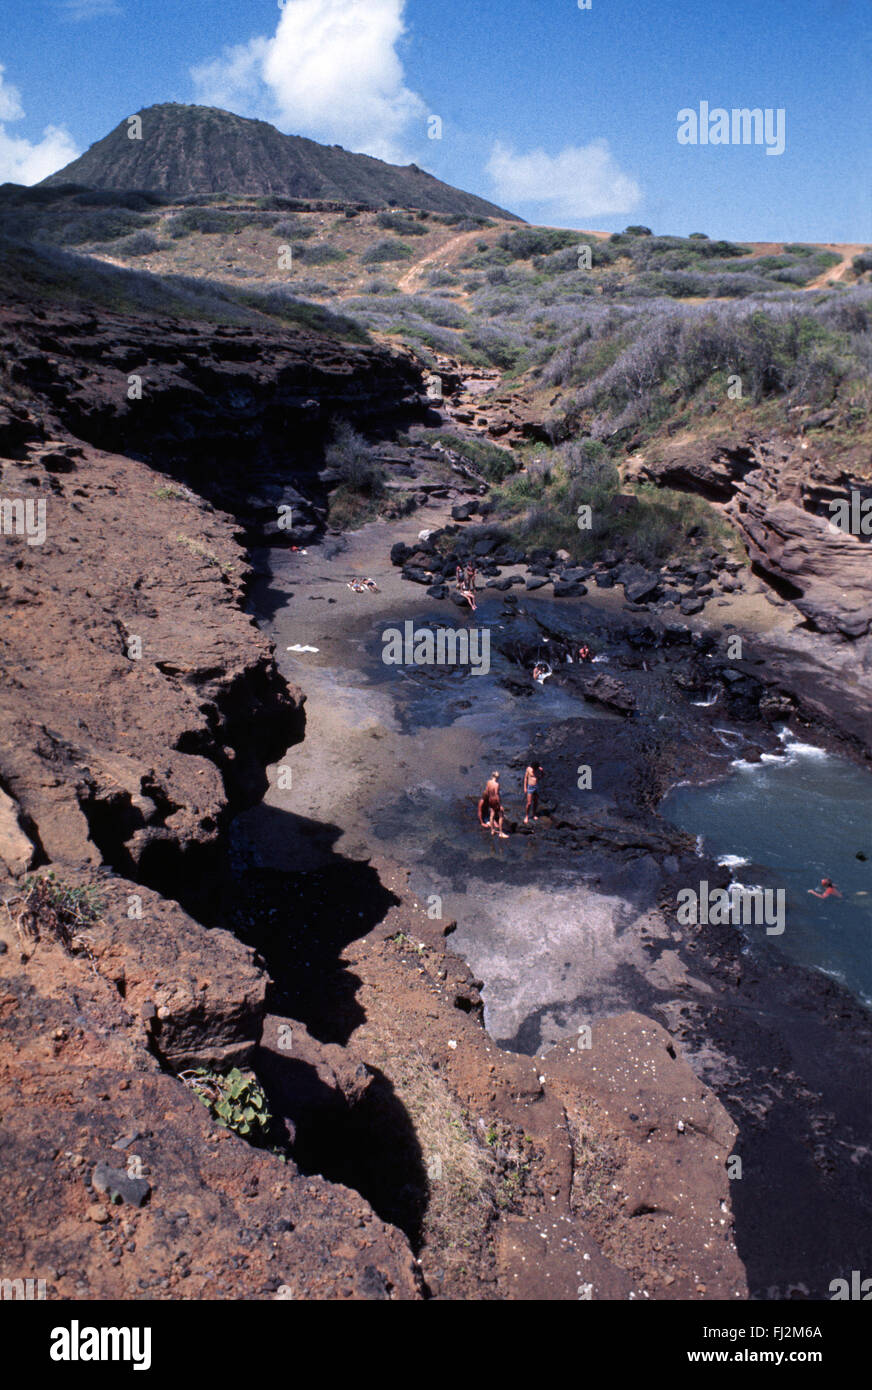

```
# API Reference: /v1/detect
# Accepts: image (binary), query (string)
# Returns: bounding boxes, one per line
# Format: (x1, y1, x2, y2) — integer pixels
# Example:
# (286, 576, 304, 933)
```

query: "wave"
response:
(777, 727, 829, 760)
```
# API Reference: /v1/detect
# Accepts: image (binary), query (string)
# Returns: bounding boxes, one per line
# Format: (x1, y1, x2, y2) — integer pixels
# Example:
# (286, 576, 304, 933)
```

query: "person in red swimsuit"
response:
(808, 877, 842, 899)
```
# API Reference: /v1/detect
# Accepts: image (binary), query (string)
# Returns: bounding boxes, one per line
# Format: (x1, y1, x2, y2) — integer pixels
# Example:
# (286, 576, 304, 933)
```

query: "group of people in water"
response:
(532, 644, 592, 684)
(448, 583, 849, 889)
(477, 763, 543, 836)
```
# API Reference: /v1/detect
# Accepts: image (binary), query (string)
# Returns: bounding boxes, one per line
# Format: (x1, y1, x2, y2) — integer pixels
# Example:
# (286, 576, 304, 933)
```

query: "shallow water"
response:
(661, 736, 872, 1003)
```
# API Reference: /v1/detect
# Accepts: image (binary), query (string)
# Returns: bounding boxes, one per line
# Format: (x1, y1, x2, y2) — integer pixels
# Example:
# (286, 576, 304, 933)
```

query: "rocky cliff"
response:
(0, 262, 745, 1299)
(626, 431, 872, 640)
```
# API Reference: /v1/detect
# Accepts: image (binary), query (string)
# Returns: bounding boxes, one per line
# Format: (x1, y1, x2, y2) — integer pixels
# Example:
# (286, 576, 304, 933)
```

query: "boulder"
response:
(577, 674, 637, 714)
(451, 502, 477, 522)
(680, 596, 705, 615)
(624, 575, 662, 604)
(0, 789, 36, 877)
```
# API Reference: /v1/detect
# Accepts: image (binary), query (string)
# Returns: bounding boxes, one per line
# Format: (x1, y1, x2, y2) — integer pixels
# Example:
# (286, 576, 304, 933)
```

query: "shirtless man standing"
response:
(479, 771, 508, 837)
(524, 761, 542, 824)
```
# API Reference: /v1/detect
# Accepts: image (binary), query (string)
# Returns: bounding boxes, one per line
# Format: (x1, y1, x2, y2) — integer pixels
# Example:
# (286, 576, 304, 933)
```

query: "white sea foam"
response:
(718, 854, 751, 868)
(782, 739, 829, 760)
(777, 727, 829, 759)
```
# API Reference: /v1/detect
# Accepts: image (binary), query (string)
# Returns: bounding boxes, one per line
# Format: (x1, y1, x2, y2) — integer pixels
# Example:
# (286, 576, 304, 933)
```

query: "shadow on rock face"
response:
(258, 1050, 428, 1251)
(229, 804, 401, 1046)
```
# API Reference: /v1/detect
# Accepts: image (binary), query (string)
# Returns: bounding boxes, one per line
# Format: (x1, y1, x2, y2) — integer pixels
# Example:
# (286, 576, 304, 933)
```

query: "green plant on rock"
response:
(181, 1067, 272, 1141)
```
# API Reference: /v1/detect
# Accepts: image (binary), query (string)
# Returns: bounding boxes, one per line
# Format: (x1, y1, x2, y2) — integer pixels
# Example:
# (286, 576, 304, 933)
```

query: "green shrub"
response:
(52, 208, 154, 245)
(498, 228, 578, 260)
(272, 218, 315, 239)
(494, 447, 724, 565)
(166, 208, 242, 237)
(325, 420, 385, 493)
(361, 238, 414, 263)
(113, 230, 162, 258)
(418, 430, 520, 483)
(376, 212, 428, 236)
(427, 268, 459, 287)
(296, 243, 346, 264)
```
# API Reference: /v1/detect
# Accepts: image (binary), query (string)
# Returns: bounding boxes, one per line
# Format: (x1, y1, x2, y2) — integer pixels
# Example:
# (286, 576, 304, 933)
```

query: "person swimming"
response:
(808, 877, 842, 899)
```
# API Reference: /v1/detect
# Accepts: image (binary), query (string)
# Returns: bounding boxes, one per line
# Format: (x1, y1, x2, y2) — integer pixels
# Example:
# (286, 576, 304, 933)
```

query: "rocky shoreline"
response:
(242, 494, 871, 1299)
(1, 279, 868, 1301)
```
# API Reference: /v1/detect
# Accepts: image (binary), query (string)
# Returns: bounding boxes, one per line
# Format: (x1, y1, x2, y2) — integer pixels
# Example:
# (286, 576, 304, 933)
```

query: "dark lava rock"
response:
(426, 584, 447, 599)
(525, 576, 549, 591)
(577, 674, 637, 714)
(553, 580, 588, 598)
(91, 1162, 151, 1208)
(594, 572, 615, 588)
(680, 596, 705, 615)
(390, 542, 411, 566)
(402, 566, 434, 585)
(625, 576, 662, 604)
(451, 502, 477, 521)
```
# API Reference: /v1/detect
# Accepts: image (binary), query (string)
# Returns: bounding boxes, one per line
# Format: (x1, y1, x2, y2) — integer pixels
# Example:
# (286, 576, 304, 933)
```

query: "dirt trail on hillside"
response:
(803, 243, 865, 289)
(397, 229, 487, 296)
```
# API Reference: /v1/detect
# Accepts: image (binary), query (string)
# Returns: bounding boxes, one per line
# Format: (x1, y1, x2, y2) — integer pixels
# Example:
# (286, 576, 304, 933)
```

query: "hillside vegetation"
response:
(3, 179, 869, 564)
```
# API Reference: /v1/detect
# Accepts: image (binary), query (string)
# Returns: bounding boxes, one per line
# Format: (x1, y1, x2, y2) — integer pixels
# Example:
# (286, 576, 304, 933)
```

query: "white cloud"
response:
(0, 65, 80, 184)
(191, 0, 426, 162)
(0, 68, 23, 122)
(486, 139, 642, 222)
(58, 0, 123, 19)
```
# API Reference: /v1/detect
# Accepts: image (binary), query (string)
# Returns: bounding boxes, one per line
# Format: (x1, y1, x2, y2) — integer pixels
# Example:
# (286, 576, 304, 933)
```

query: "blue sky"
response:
(0, 0, 868, 240)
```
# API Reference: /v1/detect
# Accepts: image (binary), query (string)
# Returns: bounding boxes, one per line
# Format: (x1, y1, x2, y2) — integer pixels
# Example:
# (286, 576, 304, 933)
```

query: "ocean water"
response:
(661, 734, 872, 1004)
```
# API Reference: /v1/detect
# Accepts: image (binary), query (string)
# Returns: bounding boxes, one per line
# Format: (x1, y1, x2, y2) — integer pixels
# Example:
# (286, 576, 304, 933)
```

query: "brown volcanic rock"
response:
(627, 432, 872, 637)
(76, 873, 268, 1071)
(0, 898, 420, 1301)
(0, 248, 748, 1301)
(546, 1014, 741, 1299)
(296, 861, 746, 1301)
(0, 436, 299, 883)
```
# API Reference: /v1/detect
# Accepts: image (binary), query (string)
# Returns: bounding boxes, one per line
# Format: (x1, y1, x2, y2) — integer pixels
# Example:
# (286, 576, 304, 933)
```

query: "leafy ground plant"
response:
(180, 1067, 272, 1142)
